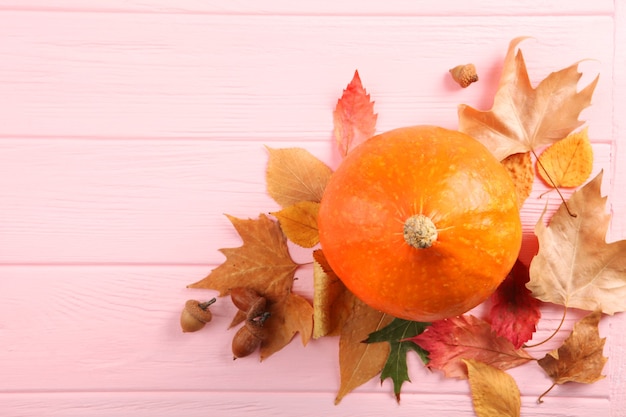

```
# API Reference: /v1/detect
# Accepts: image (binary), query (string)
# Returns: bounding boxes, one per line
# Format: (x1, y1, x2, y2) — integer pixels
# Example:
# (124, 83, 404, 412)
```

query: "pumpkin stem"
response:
(403, 214, 438, 249)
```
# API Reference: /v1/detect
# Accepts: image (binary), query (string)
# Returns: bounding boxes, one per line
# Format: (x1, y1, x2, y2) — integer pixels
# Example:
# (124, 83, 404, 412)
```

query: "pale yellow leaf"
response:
(265, 147, 333, 208)
(537, 127, 593, 188)
(271, 201, 320, 248)
(464, 359, 521, 417)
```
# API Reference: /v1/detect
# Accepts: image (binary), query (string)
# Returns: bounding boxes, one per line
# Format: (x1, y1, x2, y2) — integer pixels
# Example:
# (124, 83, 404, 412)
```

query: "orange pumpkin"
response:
(318, 125, 522, 322)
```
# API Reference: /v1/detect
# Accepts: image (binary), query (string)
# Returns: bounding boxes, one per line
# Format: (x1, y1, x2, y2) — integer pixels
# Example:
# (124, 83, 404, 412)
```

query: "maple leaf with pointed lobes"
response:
(458, 37, 598, 161)
(333, 70, 378, 157)
(364, 318, 429, 403)
(527, 171, 626, 314)
(488, 259, 541, 349)
(410, 315, 533, 379)
(537, 311, 607, 402)
(188, 214, 313, 359)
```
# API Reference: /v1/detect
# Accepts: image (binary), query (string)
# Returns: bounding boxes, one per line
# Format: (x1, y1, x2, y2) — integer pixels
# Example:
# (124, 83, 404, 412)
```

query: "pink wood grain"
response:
(0, 1, 625, 416)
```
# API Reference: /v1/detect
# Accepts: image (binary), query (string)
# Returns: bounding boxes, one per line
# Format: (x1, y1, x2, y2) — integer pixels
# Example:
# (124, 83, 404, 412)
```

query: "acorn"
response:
(180, 298, 216, 332)
(230, 287, 264, 312)
(232, 306, 271, 359)
(449, 64, 479, 88)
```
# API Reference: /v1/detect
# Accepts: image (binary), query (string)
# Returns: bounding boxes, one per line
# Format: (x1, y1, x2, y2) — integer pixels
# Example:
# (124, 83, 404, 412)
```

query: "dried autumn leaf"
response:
(464, 359, 521, 417)
(312, 249, 351, 338)
(488, 259, 541, 349)
(527, 171, 626, 314)
(410, 315, 533, 379)
(364, 318, 429, 402)
(459, 37, 598, 161)
(265, 147, 333, 208)
(189, 214, 298, 301)
(537, 311, 607, 402)
(537, 127, 594, 188)
(271, 201, 320, 248)
(335, 296, 393, 404)
(333, 70, 378, 157)
(500, 152, 533, 207)
(260, 292, 314, 360)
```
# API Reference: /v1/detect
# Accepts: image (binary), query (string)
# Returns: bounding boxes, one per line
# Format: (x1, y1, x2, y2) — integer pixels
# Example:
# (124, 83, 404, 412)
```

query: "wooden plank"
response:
(0, 139, 613, 264)
(0, 0, 614, 16)
(0, 265, 617, 400)
(0, 12, 613, 139)
(0, 391, 610, 417)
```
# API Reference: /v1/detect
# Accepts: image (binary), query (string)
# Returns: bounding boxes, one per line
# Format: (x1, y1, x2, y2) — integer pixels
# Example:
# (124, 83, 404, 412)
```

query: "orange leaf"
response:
(335, 295, 393, 404)
(537, 311, 607, 401)
(411, 315, 533, 379)
(464, 359, 521, 417)
(537, 127, 593, 188)
(500, 152, 533, 207)
(265, 147, 333, 208)
(459, 37, 598, 161)
(333, 70, 377, 157)
(271, 201, 320, 248)
(528, 171, 626, 314)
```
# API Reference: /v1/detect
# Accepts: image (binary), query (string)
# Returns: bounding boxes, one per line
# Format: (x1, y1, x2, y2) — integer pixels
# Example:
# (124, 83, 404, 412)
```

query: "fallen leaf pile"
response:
(180, 37, 624, 415)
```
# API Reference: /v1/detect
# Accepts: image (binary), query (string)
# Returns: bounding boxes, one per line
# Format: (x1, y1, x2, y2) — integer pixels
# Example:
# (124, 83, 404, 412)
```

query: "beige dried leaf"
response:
(265, 147, 333, 208)
(312, 249, 350, 338)
(464, 359, 521, 417)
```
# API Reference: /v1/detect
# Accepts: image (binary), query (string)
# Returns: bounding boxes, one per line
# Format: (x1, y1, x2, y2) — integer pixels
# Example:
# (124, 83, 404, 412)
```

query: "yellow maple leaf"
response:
(459, 37, 598, 161)
(537, 127, 593, 188)
(464, 359, 521, 417)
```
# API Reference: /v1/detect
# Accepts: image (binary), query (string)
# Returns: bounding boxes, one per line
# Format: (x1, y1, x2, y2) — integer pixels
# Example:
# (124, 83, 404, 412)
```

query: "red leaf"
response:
(488, 259, 541, 349)
(333, 70, 377, 157)
(410, 315, 533, 379)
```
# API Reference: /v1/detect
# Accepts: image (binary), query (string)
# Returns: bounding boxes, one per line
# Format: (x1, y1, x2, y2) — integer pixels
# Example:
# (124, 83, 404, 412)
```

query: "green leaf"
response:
(365, 318, 430, 402)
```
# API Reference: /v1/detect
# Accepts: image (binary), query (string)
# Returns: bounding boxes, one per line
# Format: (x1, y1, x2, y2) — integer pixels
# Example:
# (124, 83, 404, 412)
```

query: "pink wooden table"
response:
(1, 1, 625, 416)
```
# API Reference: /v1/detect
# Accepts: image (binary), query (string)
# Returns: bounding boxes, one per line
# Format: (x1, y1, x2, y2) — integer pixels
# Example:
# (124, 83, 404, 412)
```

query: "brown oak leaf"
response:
(527, 171, 626, 314)
(537, 127, 593, 189)
(335, 294, 393, 404)
(458, 37, 598, 161)
(333, 70, 378, 157)
(488, 259, 541, 349)
(265, 147, 333, 208)
(464, 359, 521, 417)
(271, 201, 320, 248)
(188, 214, 312, 359)
(537, 311, 607, 402)
(410, 315, 533, 379)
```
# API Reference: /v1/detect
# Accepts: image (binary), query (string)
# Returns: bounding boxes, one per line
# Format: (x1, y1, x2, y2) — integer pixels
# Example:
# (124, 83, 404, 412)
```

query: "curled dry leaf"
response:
(335, 295, 393, 405)
(312, 249, 351, 338)
(410, 315, 533, 379)
(333, 70, 378, 157)
(537, 311, 607, 402)
(500, 152, 534, 207)
(537, 127, 594, 189)
(271, 201, 320, 248)
(265, 147, 333, 208)
(528, 171, 626, 314)
(464, 359, 521, 417)
(459, 37, 598, 161)
(488, 259, 541, 349)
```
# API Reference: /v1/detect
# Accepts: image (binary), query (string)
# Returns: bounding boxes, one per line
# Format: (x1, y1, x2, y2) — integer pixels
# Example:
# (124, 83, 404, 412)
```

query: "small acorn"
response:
(232, 307, 271, 359)
(230, 287, 264, 313)
(449, 64, 479, 88)
(180, 298, 216, 333)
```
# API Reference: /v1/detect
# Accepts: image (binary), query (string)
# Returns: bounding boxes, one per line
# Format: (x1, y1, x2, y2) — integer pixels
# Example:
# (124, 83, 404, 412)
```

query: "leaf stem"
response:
(524, 306, 568, 348)
(532, 149, 577, 217)
(537, 382, 557, 403)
